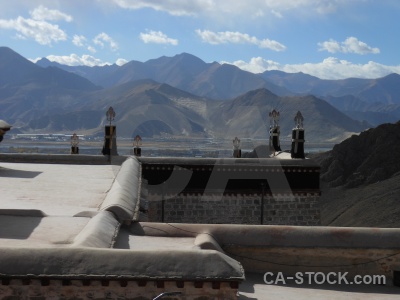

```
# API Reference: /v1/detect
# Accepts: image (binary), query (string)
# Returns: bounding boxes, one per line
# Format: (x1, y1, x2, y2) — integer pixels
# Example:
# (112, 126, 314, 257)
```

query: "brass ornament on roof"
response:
(134, 135, 142, 148)
(233, 137, 241, 150)
(71, 133, 79, 147)
(106, 106, 115, 125)
(269, 109, 280, 128)
(294, 111, 304, 129)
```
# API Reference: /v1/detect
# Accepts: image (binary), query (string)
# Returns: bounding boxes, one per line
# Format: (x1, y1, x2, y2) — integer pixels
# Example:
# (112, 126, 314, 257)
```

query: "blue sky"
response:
(1, 0, 400, 79)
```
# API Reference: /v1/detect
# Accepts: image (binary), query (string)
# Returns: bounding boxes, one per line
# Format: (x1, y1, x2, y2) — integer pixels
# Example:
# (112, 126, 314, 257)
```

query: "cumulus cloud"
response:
(109, 0, 348, 19)
(93, 32, 118, 51)
(223, 56, 400, 80)
(44, 53, 112, 67)
(318, 37, 380, 55)
(0, 17, 67, 45)
(139, 30, 178, 45)
(30, 5, 73, 22)
(0, 5, 70, 45)
(116, 58, 128, 66)
(109, 0, 206, 16)
(196, 30, 286, 51)
(72, 35, 86, 47)
(87, 45, 96, 53)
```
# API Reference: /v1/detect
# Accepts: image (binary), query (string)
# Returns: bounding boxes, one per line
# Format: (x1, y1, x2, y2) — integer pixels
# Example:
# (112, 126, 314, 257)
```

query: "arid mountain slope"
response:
(313, 121, 400, 227)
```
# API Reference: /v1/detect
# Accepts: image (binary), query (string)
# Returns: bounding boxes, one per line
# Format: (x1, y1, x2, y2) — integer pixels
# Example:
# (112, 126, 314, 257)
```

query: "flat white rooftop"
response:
(0, 157, 399, 299)
(0, 162, 120, 216)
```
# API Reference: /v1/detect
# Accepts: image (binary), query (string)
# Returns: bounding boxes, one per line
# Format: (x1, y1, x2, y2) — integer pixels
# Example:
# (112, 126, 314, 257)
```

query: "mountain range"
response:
(36, 52, 291, 100)
(1, 46, 399, 142)
(37, 51, 400, 124)
(261, 70, 400, 125)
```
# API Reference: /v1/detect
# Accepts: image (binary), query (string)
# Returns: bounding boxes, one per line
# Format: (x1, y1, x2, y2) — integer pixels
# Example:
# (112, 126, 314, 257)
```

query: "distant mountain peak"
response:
(153, 52, 207, 67)
(254, 87, 279, 97)
(378, 73, 400, 82)
(0, 46, 35, 67)
(0, 46, 41, 84)
(35, 57, 55, 68)
(37, 57, 51, 63)
(174, 52, 205, 61)
(0, 46, 20, 56)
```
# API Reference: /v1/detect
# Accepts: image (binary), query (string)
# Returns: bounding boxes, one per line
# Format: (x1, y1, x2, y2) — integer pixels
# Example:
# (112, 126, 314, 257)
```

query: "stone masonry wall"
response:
(0, 279, 238, 300)
(147, 192, 321, 225)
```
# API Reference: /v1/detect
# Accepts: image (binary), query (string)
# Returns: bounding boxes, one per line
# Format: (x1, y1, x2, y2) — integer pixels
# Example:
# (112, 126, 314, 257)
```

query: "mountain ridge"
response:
(0, 47, 101, 127)
(33, 49, 400, 126)
(0, 46, 386, 141)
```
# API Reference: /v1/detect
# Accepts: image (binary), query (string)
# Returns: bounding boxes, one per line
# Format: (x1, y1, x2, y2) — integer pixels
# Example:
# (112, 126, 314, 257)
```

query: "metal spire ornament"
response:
(269, 109, 280, 128)
(291, 111, 305, 159)
(269, 109, 281, 154)
(134, 135, 142, 148)
(106, 106, 115, 126)
(294, 111, 304, 129)
(233, 137, 241, 150)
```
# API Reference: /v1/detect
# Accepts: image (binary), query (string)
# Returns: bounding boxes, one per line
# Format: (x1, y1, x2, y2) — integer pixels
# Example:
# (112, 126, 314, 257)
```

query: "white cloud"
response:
(30, 5, 73, 22)
(318, 37, 380, 55)
(139, 30, 178, 45)
(93, 32, 119, 51)
(73, 35, 101, 55)
(41, 53, 127, 67)
(45, 53, 113, 67)
(110, 0, 206, 16)
(109, 0, 350, 19)
(116, 58, 128, 66)
(87, 46, 96, 53)
(196, 30, 286, 51)
(0, 16, 67, 45)
(223, 56, 400, 80)
(271, 10, 283, 18)
(0, 6, 70, 46)
(72, 35, 86, 47)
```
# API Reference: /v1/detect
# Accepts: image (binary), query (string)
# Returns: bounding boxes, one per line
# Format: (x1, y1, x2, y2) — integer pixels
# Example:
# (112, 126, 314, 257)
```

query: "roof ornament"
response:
(233, 137, 241, 150)
(269, 109, 282, 154)
(269, 109, 280, 128)
(71, 133, 79, 147)
(134, 135, 142, 148)
(291, 111, 305, 159)
(133, 134, 142, 157)
(294, 111, 304, 129)
(106, 106, 115, 126)
(70, 133, 79, 154)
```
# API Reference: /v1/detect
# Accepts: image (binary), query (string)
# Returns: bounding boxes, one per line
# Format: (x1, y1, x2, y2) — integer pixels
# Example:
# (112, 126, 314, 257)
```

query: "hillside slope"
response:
(319, 174, 400, 227)
(315, 121, 400, 188)
(209, 89, 369, 142)
(313, 121, 400, 227)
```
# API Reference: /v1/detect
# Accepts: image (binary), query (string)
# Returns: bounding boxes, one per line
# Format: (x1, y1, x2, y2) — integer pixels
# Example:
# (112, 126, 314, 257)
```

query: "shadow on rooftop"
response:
(0, 166, 42, 178)
(0, 212, 44, 239)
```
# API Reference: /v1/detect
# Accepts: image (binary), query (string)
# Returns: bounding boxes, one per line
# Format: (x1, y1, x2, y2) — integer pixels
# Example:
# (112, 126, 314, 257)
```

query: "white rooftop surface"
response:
(1, 159, 399, 298)
(114, 232, 196, 251)
(0, 215, 90, 247)
(0, 162, 120, 216)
